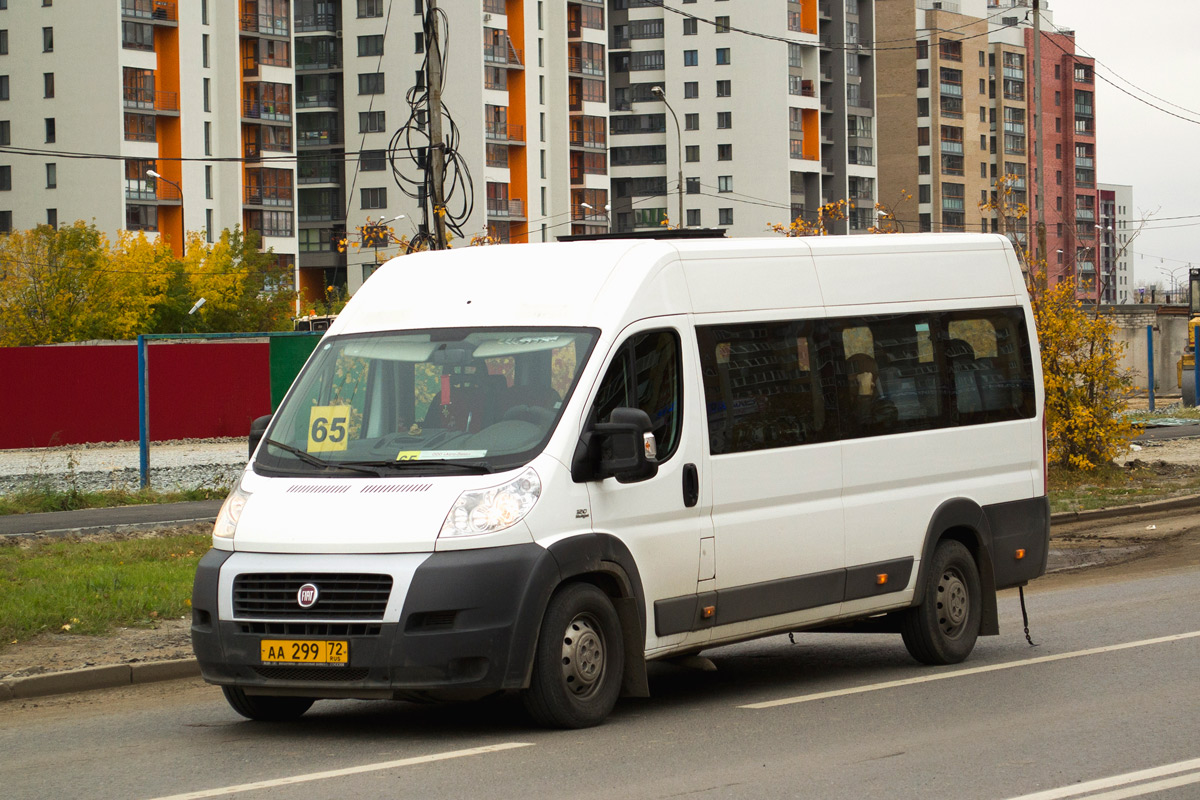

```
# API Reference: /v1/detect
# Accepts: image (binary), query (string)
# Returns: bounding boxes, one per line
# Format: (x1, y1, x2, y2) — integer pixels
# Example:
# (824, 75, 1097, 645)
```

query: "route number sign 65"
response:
(308, 405, 352, 452)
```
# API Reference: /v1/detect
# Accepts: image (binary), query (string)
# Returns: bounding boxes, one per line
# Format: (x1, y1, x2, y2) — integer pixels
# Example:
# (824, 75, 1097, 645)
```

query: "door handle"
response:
(682, 463, 699, 508)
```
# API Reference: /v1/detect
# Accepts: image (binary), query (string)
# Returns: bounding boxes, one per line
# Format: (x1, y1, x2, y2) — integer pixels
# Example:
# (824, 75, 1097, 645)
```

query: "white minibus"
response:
(191, 233, 1048, 728)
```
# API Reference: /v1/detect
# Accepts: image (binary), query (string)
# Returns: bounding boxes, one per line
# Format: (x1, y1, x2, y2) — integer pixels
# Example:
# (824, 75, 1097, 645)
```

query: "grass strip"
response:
(0, 487, 227, 516)
(0, 532, 210, 645)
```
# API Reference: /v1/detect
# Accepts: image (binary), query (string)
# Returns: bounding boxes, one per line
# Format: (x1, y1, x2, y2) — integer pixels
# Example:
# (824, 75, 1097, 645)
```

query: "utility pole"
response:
(1033, 0, 1047, 268)
(425, 0, 450, 249)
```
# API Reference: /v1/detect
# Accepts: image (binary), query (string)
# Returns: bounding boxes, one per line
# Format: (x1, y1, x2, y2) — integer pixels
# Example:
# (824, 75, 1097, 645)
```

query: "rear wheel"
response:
(222, 686, 314, 721)
(522, 582, 624, 729)
(901, 539, 981, 665)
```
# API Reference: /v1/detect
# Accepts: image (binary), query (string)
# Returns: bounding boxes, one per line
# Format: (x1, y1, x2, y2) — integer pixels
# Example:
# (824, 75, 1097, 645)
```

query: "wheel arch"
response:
(545, 533, 650, 698)
(914, 498, 1000, 636)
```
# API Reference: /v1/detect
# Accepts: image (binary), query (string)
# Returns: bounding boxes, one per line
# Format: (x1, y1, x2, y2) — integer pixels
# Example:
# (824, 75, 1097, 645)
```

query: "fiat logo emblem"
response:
(297, 583, 319, 608)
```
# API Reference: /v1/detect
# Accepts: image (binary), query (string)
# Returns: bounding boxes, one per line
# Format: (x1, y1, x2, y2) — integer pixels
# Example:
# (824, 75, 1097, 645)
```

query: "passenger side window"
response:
(592, 330, 683, 461)
(696, 320, 832, 455)
(832, 316, 942, 436)
(946, 309, 1036, 422)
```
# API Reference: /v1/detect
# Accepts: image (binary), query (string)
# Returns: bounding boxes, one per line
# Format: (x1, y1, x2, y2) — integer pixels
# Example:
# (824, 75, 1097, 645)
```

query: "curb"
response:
(1050, 492, 1200, 525)
(0, 517, 218, 539)
(0, 658, 199, 702)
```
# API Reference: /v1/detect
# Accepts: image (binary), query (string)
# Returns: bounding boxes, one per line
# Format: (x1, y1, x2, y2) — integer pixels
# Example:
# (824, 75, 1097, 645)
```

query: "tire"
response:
(901, 539, 982, 665)
(222, 686, 314, 722)
(522, 582, 624, 729)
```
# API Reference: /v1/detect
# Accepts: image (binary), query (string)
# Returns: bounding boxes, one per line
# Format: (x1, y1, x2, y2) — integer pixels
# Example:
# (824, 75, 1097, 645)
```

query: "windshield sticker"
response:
(396, 450, 488, 461)
(308, 405, 352, 453)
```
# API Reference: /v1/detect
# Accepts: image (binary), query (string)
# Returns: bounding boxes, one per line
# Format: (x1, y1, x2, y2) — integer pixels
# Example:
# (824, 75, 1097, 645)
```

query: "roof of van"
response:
(328, 233, 1022, 336)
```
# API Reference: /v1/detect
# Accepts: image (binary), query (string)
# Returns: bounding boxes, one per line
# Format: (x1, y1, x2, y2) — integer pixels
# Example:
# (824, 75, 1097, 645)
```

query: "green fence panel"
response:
(269, 333, 322, 409)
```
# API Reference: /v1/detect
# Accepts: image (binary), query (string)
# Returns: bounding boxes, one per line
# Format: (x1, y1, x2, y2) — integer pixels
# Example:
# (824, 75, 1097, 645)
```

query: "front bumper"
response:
(190, 544, 558, 699)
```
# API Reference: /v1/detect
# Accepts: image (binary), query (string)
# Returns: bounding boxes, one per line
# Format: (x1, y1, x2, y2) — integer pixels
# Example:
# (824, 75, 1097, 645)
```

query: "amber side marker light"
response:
(876, 573, 888, 586)
(1015, 549, 1026, 560)
(701, 605, 716, 619)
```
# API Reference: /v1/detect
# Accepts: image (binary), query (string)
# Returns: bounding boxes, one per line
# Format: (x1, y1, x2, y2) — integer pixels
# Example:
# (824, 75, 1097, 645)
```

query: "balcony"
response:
(939, 82, 962, 97)
(123, 87, 180, 114)
(485, 37, 524, 69)
(487, 198, 526, 219)
(940, 140, 964, 154)
(297, 90, 339, 109)
(299, 203, 344, 223)
(243, 97, 292, 123)
(298, 162, 342, 184)
(485, 122, 526, 143)
(241, 13, 290, 38)
(121, 0, 177, 24)
(125, 178, 181, 203)
(483, 0, 506, 13)
(567, 57, 604, 77)
(297, 129, 344, 148)
(569, 130, 607, 150)
(295, 13, 338, 33)
(245, 186, 294, 207)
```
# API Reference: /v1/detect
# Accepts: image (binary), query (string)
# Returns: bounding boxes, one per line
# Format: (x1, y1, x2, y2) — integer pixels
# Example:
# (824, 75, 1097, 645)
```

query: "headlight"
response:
(439, 467, 541, 538)
(213, 479, 251, 540)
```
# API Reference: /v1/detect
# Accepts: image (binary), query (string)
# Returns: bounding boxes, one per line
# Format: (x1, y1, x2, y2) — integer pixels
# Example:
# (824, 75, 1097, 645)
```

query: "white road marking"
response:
(1000, 757, 1200, 799)
(143, 742, 534, 800)
(740, 630, 1200, 709)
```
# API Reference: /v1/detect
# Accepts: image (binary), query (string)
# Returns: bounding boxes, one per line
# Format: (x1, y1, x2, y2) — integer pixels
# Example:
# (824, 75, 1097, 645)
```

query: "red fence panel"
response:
(0, 341, 271, 449)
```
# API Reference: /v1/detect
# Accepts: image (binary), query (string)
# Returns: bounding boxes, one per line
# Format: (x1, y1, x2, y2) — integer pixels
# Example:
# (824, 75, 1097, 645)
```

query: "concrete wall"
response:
(1108, 305, 1190, 395)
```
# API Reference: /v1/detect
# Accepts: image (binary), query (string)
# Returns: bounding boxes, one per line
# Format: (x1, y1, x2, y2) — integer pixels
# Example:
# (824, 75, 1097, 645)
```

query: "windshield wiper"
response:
(347, 459, 496, 474)
(262, 439, 390, 477)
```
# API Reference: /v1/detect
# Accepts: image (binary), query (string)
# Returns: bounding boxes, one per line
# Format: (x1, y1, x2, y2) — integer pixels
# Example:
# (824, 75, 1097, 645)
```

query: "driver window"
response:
(591, 330, 683, 462)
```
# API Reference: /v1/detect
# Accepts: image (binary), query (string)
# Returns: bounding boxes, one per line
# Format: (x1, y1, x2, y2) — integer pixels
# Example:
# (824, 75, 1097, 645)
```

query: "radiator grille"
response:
(233, 573, 392, 620)
(238, 621, 383, 637)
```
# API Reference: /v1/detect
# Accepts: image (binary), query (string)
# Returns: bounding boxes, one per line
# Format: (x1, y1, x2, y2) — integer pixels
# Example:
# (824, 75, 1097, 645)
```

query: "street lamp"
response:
(146, 169, 183, 251)
(650, 86, 684, 229)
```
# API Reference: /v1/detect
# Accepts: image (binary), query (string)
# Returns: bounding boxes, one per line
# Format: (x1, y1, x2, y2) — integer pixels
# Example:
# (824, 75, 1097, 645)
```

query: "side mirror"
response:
(248, 414, 272, 459)
(571, 407, 659, 484)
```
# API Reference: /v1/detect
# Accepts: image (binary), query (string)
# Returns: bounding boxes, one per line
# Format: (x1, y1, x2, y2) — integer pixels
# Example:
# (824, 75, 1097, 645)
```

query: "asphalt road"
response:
(1, 557, 1197, 800)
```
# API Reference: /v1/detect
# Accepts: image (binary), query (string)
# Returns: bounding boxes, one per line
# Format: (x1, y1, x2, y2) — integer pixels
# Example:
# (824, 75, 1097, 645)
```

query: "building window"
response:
(46, 208, 57, 227)
(684, 112, 698, 130)
(201, 0, 208, 25)
(717, 143, 732, 160)
(358, 72, 385, 94)
(716, 48, 730, 65)
(44, 118, 55, 143)
(122, 21, 153, 51)
(358, 0, 383, 18)
(715, 15, 730, 33)
(125, 113, 156, 142)
(42, 27, 53, 53)
(203, 77, 210, 112)
(0, 211, 10, 233)
(684, 50, 698, 66)
(916, 97, 929, 117)
(361, 187, 387, 209)
(0, 29, 8, 55)
(45, 162, 56, 188)
(0, 75, 8, 101)
(206, 209, 213, 242)
(204, 121, 211, 154)
(685, 145, 700, 162)
(360, 110, 386, 132)
(686, 209, 701, 227)
(0, 120, 9, 145)
(716, 79, 731, 97)
(685, 177, 700, 194)
(361, 150, 386, 171)
(716, 111, 731, 129)
(358, 35, 384, 57)
(205, 165, 212, 199)
(44, 73, 54, 98)
(414, 31, 424, 53)
(684, 81, 698, 99)
(202, 34, 209, 68)
(719, 208, 733, 225)
(683, 18, 697, 35)
(0, 164, 9, 191)
(718, 175, 732, 193)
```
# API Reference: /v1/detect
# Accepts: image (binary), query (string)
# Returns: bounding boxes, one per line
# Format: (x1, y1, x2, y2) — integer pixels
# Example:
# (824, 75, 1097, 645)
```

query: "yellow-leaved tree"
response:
(103, 231, 184, 340)
(982, 174, 1134, 470)
(182, 227, 296, 333)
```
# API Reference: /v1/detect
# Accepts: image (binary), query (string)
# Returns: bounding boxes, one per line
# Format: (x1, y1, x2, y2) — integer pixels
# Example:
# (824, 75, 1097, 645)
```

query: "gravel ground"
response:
(0, 439, 248, 495)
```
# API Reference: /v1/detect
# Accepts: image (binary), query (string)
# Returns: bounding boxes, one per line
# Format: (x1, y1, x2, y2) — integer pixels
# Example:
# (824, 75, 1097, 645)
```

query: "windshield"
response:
(255, 327, 597, 476)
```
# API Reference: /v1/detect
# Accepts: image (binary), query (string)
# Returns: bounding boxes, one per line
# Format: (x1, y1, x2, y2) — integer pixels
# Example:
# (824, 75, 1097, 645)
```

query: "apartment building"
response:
(0, 0, 298, 276)
(1099, 182, 1132, 304)
(607, 0, 878, 235)
(876, 0, 993, 236)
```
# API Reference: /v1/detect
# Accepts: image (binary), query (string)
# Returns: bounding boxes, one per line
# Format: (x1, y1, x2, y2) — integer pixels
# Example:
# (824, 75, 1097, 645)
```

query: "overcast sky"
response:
(1041, 0, 1200, 290)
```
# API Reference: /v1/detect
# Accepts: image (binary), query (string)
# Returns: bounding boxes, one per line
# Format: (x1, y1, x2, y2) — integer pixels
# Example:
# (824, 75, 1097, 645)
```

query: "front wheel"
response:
(901, 539, 981, 665)
(222, 686, 314, 721)
(522, 582, 624, 729)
